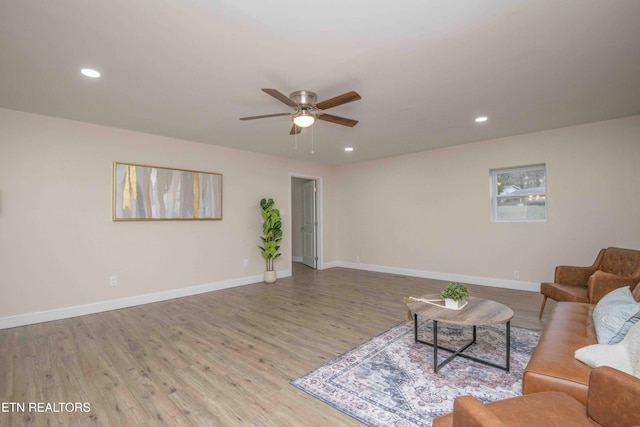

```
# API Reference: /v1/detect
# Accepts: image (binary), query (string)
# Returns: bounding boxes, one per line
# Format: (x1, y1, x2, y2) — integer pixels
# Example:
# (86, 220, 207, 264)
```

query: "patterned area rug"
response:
(291, 320, 540, 427)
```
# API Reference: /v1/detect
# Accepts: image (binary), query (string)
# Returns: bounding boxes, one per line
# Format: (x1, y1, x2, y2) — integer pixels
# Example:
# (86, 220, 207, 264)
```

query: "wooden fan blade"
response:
(290, 124, 302, 135)
(262, 88, 298, 108)
(315, 91, 361, 110)
(240, 112, 291, 121)
(317, 114, 358, 127)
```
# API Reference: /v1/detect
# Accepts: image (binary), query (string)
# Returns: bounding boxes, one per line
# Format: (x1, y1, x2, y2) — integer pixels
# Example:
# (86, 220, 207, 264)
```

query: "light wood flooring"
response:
(0, 265, 551, 426)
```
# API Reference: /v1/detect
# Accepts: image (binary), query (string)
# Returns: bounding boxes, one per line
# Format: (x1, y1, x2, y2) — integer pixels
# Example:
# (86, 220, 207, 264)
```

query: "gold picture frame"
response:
(112, 162, 222, 221)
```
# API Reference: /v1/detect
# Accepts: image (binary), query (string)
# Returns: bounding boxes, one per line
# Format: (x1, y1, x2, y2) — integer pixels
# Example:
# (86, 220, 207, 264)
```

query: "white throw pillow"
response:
(575, 320, 640, 377)
(592, 286, 640, 344)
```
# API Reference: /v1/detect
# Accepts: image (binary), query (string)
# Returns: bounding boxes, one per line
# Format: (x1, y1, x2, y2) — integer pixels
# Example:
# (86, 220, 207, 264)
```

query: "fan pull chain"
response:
(311, 123, 315, 154)
(294, 127, 298, 150)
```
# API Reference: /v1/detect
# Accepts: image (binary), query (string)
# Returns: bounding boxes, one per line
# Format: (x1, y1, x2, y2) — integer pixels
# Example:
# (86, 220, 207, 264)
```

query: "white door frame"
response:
(301, 180, 317, 269)
(289, 173, 323, 270)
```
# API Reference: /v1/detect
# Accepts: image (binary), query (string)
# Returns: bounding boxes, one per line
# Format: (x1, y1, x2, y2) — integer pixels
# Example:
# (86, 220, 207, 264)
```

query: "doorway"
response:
(290, 175, 321, 273)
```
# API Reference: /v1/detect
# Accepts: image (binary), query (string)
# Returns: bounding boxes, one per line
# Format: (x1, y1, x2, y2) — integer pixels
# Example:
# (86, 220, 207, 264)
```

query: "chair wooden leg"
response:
(539, 296, 547, 320)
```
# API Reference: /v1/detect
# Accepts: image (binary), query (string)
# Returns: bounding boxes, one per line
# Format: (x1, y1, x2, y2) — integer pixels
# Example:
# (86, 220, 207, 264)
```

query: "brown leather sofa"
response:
(523, 301, 596, 404)
(539, 247, 640, 319)
(432, 366, 640, 427)
(433, 249, 640, 426)
(522, 248, 640, 404)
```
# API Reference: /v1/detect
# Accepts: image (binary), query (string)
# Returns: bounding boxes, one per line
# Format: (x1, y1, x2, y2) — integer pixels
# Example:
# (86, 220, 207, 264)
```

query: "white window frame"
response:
(490, 164, 547, 223)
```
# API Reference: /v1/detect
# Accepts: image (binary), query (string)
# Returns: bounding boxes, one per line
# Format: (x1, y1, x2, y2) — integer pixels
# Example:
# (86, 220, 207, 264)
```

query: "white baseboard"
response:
(336, 261, 540, 293)
(0, 269, 291, 330)
(0, 262, 537, 330)
(321, 261, 341, 270)
(292, 256, 303, 262)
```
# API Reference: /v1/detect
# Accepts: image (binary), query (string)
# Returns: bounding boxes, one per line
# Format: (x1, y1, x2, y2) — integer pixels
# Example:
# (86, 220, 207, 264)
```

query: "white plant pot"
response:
(264, 270, 277, 284)
(444, 298, 464, 309)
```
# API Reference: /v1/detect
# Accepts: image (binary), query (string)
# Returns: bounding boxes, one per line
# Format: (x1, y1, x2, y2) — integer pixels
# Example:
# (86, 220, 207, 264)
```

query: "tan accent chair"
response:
(432, 366, 640, 427)
(539, 247, 640, 319)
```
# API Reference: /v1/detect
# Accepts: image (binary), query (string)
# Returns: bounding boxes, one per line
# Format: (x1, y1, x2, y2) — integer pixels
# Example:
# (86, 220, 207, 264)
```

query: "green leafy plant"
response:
(259, 198, 282, 271)
(440, 282, 469, 301)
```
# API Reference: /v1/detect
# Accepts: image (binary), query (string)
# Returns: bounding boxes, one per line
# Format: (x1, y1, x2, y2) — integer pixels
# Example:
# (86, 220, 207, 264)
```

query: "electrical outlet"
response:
(243, 259, 249, 268)
(109, 276, 118, 287)
(513, 270, 520, 279)
(356, 256, 361, 263)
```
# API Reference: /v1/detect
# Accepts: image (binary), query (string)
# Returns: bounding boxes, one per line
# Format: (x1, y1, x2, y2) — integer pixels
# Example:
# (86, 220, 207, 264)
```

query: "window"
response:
(490, 164, 547, 222)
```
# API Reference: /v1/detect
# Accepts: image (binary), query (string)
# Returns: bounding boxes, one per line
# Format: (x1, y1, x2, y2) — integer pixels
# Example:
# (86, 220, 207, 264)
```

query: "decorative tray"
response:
(406, 296, 469, 310)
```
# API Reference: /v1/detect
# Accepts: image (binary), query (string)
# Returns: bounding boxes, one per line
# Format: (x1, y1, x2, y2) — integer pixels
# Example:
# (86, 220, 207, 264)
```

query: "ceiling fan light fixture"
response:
(293, 111, 315, 128)
(239, 88, 360, 135)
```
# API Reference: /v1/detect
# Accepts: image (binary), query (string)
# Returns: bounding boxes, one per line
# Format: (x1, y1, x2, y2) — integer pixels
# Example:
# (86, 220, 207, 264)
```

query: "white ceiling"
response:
(1, 1, 639, 165)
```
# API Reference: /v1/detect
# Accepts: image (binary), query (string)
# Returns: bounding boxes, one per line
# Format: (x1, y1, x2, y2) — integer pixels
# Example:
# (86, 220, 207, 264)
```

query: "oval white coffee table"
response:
(405, 294, 514, 373)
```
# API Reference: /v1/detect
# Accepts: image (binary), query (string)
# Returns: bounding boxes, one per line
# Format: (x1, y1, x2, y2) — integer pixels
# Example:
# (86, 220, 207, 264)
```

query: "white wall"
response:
(0, 109, 336, 325)
(2, 108, 639, 326)
(335, 115, 640, 290)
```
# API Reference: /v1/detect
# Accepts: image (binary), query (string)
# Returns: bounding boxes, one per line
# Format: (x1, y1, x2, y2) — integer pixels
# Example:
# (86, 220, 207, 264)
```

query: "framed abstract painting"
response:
(113, 162, 222, 221)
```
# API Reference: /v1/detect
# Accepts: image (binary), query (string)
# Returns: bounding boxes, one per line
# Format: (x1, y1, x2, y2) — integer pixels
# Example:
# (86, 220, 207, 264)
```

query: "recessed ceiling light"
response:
(475, 116, 488, 123)
(344, 147, 354, 152)
(81, 68, 101, 78)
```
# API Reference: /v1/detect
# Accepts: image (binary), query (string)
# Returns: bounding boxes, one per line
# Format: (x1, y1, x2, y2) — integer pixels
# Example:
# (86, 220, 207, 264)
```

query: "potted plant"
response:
(259, 198, 282, 283)
(440, 282, 469, 309)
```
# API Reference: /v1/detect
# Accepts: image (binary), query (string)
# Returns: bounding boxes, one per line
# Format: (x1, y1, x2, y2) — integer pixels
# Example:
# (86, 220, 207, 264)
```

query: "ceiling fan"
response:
(240, 88, 361, 135)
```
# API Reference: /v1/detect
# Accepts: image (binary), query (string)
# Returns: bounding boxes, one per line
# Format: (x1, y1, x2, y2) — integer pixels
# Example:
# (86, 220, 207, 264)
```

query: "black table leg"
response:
(506, 320, 511, 372)
(413, 313, 511, 372)
(433, 320, 438, 372)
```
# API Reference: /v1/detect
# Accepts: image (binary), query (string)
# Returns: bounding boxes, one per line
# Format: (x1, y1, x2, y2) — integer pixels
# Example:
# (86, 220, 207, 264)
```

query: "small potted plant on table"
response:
(440, 282, 469, 309)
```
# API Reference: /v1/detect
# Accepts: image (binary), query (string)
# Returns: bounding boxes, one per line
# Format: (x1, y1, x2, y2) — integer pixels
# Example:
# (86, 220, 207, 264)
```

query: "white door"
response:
(302, 180, 317, 269)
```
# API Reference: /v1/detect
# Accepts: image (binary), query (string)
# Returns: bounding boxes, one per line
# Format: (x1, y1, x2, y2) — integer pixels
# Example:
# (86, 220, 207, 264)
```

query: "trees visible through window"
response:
(490, 164, 547, 222)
